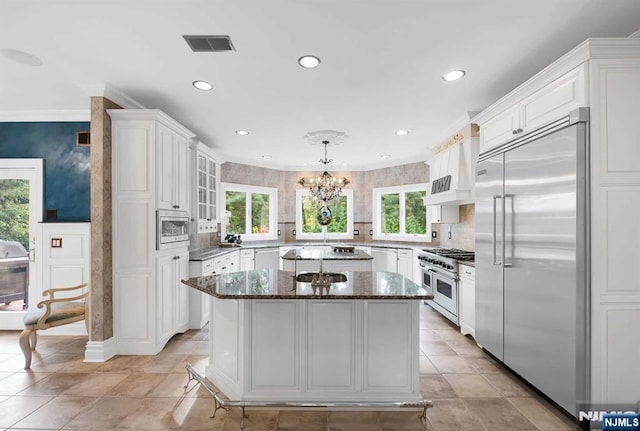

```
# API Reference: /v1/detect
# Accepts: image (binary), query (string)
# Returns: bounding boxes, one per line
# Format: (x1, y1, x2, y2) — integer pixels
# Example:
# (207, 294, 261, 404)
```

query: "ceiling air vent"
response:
(183, 35, 235, 52)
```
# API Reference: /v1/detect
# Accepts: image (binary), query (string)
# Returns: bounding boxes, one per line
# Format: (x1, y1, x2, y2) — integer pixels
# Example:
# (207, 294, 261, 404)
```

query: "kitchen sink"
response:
(295, 272, 347, 283)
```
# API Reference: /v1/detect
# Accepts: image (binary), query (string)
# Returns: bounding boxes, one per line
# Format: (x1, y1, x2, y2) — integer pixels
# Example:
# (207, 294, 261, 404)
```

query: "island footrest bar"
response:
(185, 364, 434, 430)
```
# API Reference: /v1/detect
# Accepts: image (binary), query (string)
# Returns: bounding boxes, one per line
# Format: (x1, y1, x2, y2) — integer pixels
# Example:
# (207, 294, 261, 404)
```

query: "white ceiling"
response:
(1, 0, 640, 171)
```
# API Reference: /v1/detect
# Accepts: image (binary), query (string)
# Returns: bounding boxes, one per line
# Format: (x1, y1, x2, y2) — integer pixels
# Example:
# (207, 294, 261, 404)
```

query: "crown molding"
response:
(107, 109, 196, 138)
(0, 110, 90, 122)
(473, 37, 640, 125)
(629, 29, 640, 39)
(81, 82, 145, 109)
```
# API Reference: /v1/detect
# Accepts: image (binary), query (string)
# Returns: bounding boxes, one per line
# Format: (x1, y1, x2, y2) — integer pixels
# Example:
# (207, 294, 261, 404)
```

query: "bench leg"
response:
(19, 329, 33, 369)
(30, 330, 37, 350)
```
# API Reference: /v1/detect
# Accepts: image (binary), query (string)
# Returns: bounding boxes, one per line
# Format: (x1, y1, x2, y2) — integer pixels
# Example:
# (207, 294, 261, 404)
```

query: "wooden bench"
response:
(19, 282, 88, 369)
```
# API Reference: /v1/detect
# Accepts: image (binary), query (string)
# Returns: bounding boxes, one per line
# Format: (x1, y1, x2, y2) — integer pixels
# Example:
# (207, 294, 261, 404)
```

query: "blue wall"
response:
(0, 122, 91, 221)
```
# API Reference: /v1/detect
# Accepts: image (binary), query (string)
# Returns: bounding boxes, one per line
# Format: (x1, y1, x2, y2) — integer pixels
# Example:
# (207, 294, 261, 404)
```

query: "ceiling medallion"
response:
(298, 130, 350, 204)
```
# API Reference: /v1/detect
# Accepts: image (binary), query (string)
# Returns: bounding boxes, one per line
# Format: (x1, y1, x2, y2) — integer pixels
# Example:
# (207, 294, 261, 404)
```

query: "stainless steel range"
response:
(418, 248, 474, 325)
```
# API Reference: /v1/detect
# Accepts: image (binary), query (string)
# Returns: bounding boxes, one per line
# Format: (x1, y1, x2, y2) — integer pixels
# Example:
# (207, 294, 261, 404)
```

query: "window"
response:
(372, 183, 430, 242)
(221, 183, 277, 241)
(295, 189, 353, 240)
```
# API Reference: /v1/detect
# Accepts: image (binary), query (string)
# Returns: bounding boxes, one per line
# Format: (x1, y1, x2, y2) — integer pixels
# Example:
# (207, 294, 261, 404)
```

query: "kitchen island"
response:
(182, 269, 430, 403)
(280, 246, 373, 272)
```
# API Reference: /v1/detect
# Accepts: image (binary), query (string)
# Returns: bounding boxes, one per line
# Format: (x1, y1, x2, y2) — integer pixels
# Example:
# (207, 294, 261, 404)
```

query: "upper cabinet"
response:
(157, 124, 191, 211)
(478, 64, 587, 154)
(192, 142, 219, 233)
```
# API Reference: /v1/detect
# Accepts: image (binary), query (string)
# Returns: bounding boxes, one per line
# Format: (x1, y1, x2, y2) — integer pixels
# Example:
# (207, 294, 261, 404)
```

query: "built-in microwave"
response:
(157, 210, 190, 250)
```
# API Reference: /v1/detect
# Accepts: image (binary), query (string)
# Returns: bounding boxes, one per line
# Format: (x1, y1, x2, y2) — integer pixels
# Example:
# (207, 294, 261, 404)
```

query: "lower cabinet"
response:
(370, 248, 397, 272)
(189, 250, 240, 329)
(397, 249, 413, 280)
(156, 250, 190, 347)
(458, 264, 475, 338)
(254, 247, 280, 270)
(240, 249, 255, 271)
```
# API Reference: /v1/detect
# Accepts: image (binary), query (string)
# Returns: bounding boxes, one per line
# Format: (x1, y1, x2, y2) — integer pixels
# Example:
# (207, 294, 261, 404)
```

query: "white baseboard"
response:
(84, 337, 117, 363)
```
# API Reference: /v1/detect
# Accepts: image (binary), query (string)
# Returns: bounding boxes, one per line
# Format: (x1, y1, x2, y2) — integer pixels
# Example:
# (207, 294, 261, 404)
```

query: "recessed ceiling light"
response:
(192, 80, 213, 91)
(298, 55, 321, 69)
(342, 162, 347, 166)
(261, 155, 272, 159)
(442, 70, 466, 81)
(381, 154, 391, 159)
(395, 130, 409, 136)
(0, 49, 43, 66)
(302, 162, 308, 166)
(235, 130, 249, 135)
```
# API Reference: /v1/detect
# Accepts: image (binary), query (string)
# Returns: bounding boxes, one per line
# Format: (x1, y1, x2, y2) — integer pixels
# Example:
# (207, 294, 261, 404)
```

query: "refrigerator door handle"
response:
(504, 194, 514, 267)
(492, 194, 502, 266)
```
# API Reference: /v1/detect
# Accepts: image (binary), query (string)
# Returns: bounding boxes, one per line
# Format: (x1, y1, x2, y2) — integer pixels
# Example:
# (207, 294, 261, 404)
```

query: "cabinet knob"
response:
(512, 128, 523, 135)
(173, 205, 180, 209)
(173, 256, 180, 260)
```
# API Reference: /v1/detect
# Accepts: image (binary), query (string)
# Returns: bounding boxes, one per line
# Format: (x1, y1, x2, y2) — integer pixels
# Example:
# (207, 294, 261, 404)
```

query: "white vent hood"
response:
(423, 137, 479, 206)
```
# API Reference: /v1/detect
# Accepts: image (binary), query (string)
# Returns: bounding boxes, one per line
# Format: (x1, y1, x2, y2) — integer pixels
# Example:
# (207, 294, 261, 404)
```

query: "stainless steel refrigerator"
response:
(475, 108, 589, 417)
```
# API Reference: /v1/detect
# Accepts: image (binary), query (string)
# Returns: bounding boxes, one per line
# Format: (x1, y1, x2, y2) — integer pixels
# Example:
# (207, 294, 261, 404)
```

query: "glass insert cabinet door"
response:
(195, 146, 218, 233)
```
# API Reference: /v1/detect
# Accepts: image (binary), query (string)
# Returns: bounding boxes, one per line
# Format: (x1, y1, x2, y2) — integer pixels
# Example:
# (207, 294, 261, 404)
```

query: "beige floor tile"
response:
(446, 339, 486, 357)
(148, 373, 195, 397)
(19, 373, 88, 396)
(160, 340, 195, 355)
(434, 328, 467, 340)
(419, 329, 443, 341)
(483, 373, 534, 397)
(58, 357, 105, 373)
(144, 354, 188, 374)
(63, 372, 129, 397)
(168, 396, 224, 430)
(0, 353, 31, 372)
(101, 355, 147, 373)
(0, 372, 51, 395)
(12, 395, 97, 429)
(64, 396, 145, 429)
(420, 341, 458, 356)
(419, 375, 458, 398)
(27, 353, 80, 373)
(443, 374, 502, 398)
(464, 398, 538, 431)
(224, 409, 278, 431)
(465, 357, 503, 374)
(107, 373, 166, 397)
(0, 395, 53, 428)
(379, 411, 425, 431)
(328, 411, 379, 431)
(428, 356, 476, 374)
(171, 354, 208, 374)
(426, 399, 486, 431)
(191, 341, 209, 355)
(276, 411, 328, 431)
(419, 356, 439, 374)
(115, 397, 181, 430)
(508, 397, 579, 431)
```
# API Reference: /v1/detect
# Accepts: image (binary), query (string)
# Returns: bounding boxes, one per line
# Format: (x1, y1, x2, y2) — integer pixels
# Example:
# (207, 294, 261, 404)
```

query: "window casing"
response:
(221, 183, 277, 241)
(372, 183, 431, 242)
(295, 189, 353, 240)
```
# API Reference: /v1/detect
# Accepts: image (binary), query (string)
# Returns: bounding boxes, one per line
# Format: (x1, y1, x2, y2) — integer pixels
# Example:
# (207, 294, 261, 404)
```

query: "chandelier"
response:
(298, 131, 350, 203)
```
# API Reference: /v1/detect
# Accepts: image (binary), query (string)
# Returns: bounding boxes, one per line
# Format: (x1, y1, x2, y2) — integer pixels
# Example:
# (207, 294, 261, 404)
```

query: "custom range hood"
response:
(423, 127, 479, 206)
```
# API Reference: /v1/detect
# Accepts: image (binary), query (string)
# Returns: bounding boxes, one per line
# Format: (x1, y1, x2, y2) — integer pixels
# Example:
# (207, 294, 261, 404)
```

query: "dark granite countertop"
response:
(281, 248, 373, 261)
(189, 241, 429, 261)
(182, 269, 432, 300)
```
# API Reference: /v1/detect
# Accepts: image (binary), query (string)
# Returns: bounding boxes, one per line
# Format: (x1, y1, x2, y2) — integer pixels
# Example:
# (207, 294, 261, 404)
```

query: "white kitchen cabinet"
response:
(254, 247, 280, 269)
(458, 264, 475, 338)
(156, 249, 189, 346)
(412, 249, 422, 286)
(479, 64, 586, 154)
(110, 109, 196, 355)
(157, 123, 190, 211)
(396, 249, 413, 280)
(370, 247, 397, 273)
(193, 142, 219, 234)
(428, 205, 460, 224)
(240, 249, 255, 271)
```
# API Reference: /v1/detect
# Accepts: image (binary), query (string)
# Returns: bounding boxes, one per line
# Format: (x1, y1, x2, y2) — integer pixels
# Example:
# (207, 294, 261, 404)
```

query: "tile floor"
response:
(0, 305, 581, 430)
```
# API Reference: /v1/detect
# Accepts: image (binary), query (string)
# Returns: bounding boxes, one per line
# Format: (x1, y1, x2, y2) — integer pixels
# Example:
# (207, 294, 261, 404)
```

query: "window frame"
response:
(372, 183, 431, 243)
(221, 182, 278, 241)
(295, 189, 354, 241)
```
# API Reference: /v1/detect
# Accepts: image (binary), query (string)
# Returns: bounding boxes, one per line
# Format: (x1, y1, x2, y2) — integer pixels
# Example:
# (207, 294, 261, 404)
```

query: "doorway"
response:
(0, 159, 43, 329)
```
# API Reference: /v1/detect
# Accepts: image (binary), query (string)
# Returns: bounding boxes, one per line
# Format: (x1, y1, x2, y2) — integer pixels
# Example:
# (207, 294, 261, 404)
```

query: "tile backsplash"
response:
(437, 204, 475, 251)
